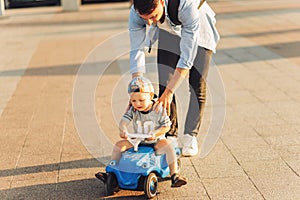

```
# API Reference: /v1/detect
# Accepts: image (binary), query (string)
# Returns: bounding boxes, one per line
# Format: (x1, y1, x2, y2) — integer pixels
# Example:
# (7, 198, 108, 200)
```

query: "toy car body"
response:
(104, 133, 181, 199)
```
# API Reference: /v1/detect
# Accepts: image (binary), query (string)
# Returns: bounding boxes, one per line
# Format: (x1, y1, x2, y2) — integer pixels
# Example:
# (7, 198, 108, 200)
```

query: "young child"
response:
(96, 76, 187, 187)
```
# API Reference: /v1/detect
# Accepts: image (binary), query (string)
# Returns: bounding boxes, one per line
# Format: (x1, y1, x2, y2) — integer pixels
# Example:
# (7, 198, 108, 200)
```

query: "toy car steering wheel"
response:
(126, 132, 153, 151)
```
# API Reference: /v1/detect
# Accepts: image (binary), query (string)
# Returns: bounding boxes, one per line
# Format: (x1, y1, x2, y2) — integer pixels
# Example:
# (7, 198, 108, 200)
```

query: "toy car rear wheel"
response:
(144, 172, 158, 199)
(104, 173, 119, 196)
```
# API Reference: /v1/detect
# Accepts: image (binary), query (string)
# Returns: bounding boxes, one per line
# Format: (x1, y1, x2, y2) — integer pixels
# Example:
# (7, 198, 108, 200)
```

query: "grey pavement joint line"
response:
(203, 28, 271, 198)
(8, 109, 35, 188)
(248, 61, 300, 104)
(221, 29, 299, 111)
(272, 152, 300, 177)
(220, 138, 266, 200)
(218, 17, 299, 199)
(9, 80, 47, 189)
(215, 28, 270, 194)
(253, 129, 300, 177)
(56, 98, 69, 188)
(190, 158, 212, 200)
(0, 1, 299, 199)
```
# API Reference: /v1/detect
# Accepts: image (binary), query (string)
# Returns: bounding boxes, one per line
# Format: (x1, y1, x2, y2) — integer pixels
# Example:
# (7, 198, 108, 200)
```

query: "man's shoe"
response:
(171, 173, 187, 187)
(95, 172, 107, 183)
(182, 134, 198, 157)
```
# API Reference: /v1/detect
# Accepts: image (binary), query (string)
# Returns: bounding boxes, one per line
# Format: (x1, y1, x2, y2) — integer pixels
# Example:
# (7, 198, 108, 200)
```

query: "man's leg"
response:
(158, 29, 180, 137)
(182, 47, 212, 156)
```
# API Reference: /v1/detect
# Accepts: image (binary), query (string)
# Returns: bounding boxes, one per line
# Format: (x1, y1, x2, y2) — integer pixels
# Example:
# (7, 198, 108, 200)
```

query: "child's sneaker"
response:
(95, 172, 107, 183)
(171, 173, 187, 187)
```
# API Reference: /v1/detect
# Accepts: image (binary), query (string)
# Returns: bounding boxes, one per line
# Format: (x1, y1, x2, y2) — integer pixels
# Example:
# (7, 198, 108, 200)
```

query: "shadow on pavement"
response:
(0, 61, 124, 77)
(0, 39, 299, 78)
(0, 158, 105, 178)
(1, 178, 105, 199)
(1, 177, 149, 200)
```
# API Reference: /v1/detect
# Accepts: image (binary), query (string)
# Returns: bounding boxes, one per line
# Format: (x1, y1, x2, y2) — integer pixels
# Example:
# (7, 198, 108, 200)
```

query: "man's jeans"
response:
(157, 30, 212, 137)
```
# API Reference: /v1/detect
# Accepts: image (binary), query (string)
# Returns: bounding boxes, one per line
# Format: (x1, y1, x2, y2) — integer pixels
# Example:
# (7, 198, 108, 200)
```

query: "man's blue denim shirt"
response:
(129, 0, 220, 74)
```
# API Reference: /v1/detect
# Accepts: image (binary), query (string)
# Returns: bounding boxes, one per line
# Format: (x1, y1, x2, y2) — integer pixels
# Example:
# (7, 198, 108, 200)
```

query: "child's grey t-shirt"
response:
(122, 106, 171, 140)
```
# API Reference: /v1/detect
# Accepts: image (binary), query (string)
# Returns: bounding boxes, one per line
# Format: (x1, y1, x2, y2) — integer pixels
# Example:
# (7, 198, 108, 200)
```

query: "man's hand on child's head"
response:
(153, 92, 173, 116)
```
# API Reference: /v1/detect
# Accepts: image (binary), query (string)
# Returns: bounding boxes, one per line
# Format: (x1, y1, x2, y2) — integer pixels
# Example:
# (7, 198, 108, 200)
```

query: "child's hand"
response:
(119, 130, 128, 139)
(146, 136, 155, 141)
(146, 132, 156, 141)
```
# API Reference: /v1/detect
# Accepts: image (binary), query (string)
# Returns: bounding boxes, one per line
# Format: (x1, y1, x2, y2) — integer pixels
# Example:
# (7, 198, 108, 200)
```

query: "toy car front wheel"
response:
(144, 172, 158, 199)
(104, 173, 119, 196)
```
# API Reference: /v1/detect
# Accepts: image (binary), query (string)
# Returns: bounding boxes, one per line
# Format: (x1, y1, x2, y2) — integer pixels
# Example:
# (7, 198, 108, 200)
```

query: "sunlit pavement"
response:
(0, 1, 299, 199)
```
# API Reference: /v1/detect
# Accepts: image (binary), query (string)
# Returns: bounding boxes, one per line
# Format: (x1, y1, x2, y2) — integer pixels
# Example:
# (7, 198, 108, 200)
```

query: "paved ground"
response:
(0, 0, 300, 199)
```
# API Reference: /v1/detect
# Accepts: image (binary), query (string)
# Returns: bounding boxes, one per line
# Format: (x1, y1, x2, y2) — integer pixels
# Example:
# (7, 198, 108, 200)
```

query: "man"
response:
(129, 0, 219, 156)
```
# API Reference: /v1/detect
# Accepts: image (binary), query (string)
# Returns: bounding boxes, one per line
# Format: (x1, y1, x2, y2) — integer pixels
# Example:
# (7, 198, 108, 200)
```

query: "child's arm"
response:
(147, 125, 170, 141)
(119, 119, 130, 139)
(153, 125, 170, 137)
(119, 107, 133, 139)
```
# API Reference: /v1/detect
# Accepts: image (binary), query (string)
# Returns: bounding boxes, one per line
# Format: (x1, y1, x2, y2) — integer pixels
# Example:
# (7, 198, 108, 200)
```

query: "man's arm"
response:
(129, 7, 147, 75)
(155, 1, 200, 115)
(155, 68, 189, 115)
(165, 68, 189, 94)
(177, 0, 200, 70)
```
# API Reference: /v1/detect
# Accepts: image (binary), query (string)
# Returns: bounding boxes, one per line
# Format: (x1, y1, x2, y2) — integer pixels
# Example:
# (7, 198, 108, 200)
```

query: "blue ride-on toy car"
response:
(103, 133, 181, 199)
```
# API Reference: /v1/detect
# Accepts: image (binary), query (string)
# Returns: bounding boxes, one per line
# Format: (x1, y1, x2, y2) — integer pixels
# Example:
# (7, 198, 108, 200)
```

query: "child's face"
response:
(130, 92, 153, 112)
